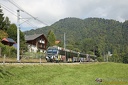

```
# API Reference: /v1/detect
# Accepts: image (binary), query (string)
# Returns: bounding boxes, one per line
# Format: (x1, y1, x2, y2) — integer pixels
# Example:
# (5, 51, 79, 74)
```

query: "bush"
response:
(97, 56, 104, 62)
(123, 53, 128, 64)
(0, 42, 16, 57)
(23, 52, 45, 59)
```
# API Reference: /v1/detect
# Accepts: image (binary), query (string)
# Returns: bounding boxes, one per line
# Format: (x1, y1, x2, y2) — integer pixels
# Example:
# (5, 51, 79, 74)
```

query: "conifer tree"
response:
(0, 6, 5, 30)
(47, 30, 56, 47)
(0, 6, 10, 31)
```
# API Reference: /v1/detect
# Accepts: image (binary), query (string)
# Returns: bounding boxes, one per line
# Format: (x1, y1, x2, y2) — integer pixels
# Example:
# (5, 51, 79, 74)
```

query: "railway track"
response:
(0, 62, 81, 65)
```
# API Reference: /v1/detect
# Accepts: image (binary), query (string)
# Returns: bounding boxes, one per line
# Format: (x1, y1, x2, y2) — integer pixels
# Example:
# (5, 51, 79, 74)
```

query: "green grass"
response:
(0, 62, 128, 85)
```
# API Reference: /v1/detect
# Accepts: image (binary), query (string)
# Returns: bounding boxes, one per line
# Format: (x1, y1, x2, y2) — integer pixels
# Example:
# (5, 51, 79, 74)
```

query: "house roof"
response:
(25, 34, 44, 41)
(55, 40, 60, 44)
(2, 38, 15, 43)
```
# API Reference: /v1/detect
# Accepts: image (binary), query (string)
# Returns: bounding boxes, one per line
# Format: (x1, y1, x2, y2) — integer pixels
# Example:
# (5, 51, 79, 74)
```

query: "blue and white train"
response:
(45, 46, 92, 62)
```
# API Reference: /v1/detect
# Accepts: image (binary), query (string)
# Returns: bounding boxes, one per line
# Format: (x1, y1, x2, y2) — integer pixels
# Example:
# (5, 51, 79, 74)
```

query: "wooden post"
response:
(3, 54, 6, 65)
(40, 58, 41, 64)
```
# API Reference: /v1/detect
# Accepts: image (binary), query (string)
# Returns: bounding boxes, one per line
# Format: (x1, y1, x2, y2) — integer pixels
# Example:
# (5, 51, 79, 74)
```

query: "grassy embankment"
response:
(0, 62, 128, 85)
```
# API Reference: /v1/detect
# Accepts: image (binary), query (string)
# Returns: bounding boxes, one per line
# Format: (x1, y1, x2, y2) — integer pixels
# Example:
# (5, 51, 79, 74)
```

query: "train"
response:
(45, 46, 94, 62)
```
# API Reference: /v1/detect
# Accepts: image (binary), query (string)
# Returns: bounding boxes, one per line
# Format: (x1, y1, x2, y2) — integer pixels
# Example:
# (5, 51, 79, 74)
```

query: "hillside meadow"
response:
(0, 62, 128, 85)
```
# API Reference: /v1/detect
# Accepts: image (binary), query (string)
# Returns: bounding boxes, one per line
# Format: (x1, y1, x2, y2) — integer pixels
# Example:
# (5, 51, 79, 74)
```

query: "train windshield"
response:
(47, 49, 58, 54)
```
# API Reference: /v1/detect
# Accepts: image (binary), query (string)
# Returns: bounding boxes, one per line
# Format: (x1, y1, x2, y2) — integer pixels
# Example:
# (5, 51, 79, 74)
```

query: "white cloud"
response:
(1, 0, 128, 31)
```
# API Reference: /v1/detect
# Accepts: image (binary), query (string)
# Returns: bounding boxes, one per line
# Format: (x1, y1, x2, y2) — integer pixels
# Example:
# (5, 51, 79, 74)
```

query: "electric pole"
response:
(17, 10, 20, 62)
(64, 32, 66, 49)
(64, 32, 67, 61)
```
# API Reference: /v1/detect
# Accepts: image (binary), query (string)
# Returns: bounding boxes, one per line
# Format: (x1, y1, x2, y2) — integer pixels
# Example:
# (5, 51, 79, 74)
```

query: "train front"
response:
(45, 47, 58, 62)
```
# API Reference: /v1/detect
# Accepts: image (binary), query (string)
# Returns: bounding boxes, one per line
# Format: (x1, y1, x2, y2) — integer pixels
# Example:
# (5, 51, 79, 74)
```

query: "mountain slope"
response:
(24, 17, 128, 55)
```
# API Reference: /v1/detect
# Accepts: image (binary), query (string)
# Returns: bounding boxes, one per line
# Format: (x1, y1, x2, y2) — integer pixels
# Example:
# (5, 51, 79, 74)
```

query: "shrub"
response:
(97, 56, 104, 62)
(0, 42, 16, 58)
(122, 53, 128, 64)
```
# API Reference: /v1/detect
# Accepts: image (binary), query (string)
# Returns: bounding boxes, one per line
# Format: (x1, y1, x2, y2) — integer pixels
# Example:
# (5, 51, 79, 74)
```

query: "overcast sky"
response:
(1, 0, 128, 31)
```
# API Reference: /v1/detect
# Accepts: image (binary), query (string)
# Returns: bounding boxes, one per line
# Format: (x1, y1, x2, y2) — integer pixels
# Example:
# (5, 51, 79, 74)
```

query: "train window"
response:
(47, 49, 58, 54)
(59, 50, 65, 55)
(52, 49, 58, 54)
(47, 50, 52, 53)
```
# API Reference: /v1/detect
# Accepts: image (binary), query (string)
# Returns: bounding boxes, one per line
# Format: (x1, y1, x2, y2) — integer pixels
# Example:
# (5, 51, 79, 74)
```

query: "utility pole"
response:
(17, 10, 20, 62)
(64, 32, 66, 49)
(17, 9, 30, 62)
(64, 32, 66, 61)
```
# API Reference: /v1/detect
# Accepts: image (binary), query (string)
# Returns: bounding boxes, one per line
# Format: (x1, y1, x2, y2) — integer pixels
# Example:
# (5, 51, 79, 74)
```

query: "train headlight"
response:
(46, 56, 49, 60)
(51, 56, 53, 59)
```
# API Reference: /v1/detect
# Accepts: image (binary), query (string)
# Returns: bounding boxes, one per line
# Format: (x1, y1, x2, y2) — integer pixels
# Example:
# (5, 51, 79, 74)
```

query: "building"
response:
(1, 38, 16, 46)
(25, 34, 48, 53)
(55, 40, 61, 45)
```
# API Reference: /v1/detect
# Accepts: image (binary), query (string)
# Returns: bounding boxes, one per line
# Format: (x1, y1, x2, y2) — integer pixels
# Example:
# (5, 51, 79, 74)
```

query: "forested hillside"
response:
(24, 17, 128, 62)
